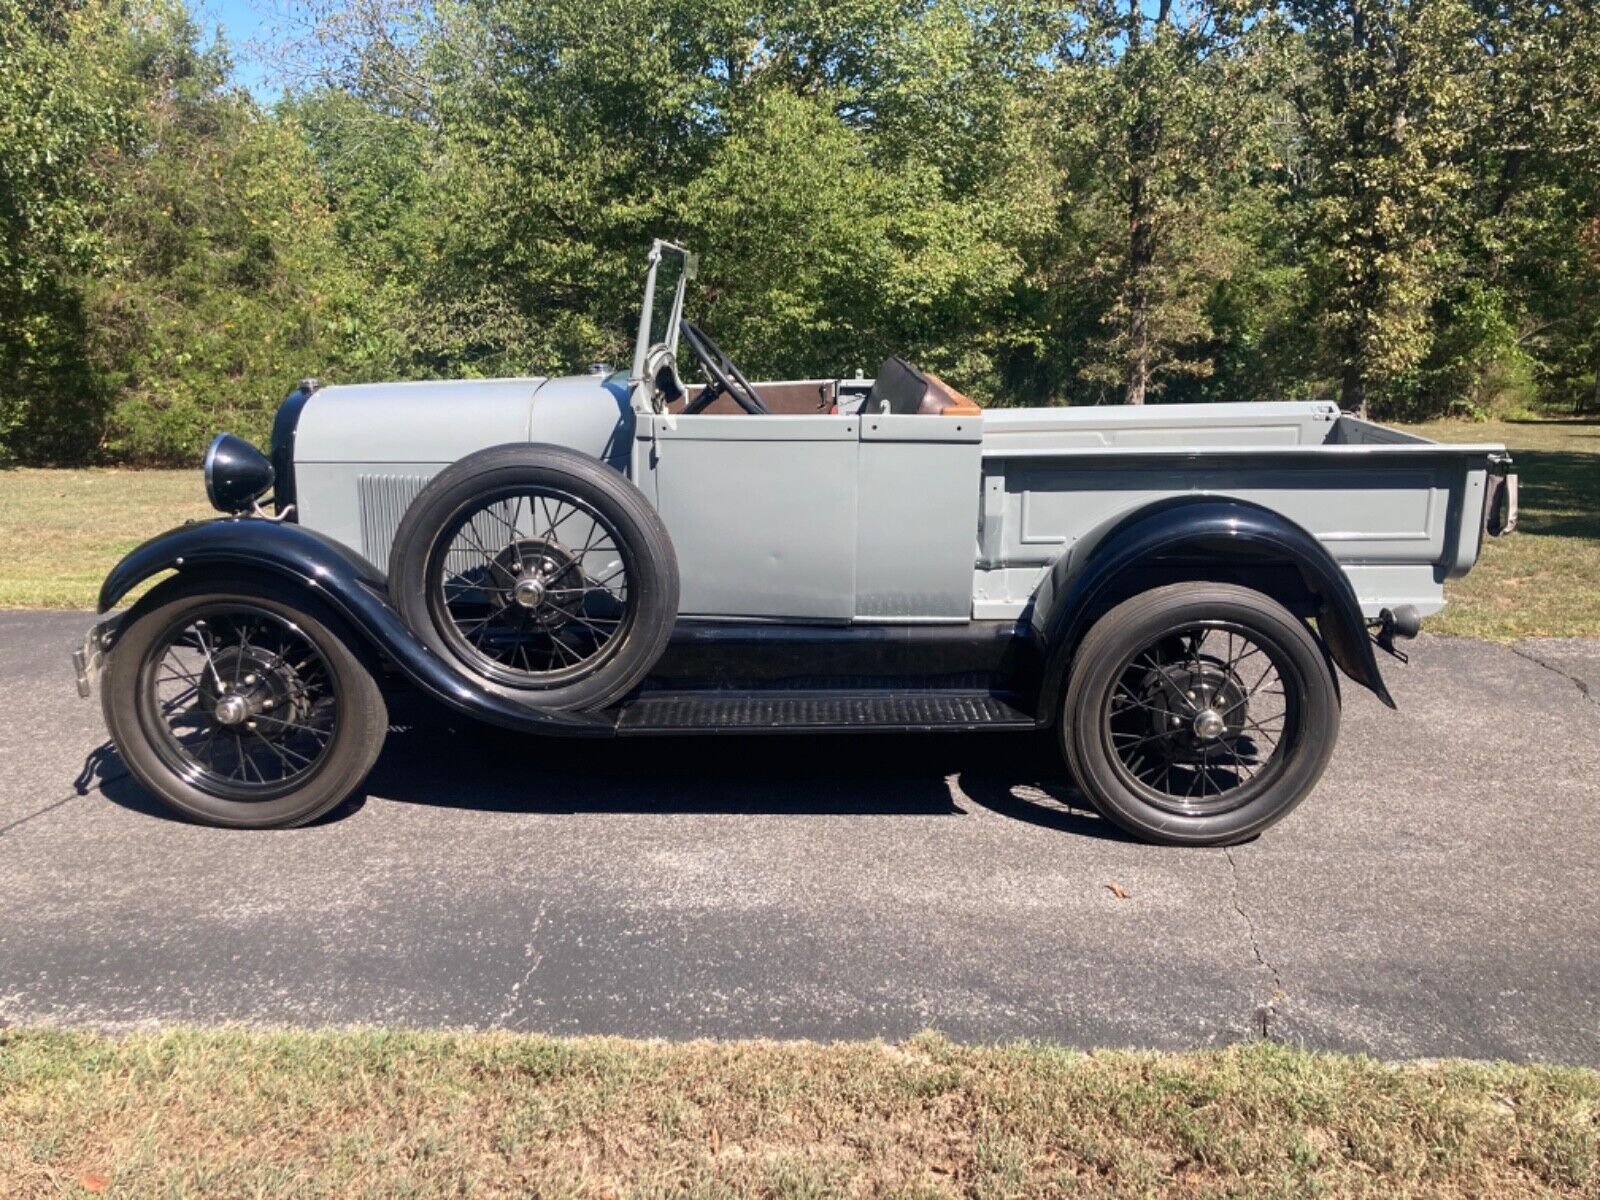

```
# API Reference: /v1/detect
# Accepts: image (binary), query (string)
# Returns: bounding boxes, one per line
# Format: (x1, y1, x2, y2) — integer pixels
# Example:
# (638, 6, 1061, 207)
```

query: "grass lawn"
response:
(1, 1029, 1596, 1198)
(0, 468, 210, 610)
(1394, 418, 1600, 640)
(1, 418, 1595, 637)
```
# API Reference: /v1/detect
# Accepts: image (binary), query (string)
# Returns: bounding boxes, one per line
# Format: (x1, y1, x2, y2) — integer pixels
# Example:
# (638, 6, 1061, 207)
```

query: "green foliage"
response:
(0, 0, 1596, 464)
(0, 0, 132, 460)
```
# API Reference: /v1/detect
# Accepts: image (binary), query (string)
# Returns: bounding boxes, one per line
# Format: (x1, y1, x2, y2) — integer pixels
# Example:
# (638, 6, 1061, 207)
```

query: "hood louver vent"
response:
(357, 473, 431, 573)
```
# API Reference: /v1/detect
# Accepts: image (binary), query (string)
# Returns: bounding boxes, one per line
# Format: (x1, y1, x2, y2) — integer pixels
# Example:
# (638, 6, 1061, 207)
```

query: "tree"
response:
(1463, 1, 1600, 413)
(0, 0, 131, 460)
(1283, 0, 1483, 417)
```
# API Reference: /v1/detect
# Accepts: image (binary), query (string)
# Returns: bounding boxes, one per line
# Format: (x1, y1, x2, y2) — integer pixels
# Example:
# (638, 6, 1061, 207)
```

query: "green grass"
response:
(1, 1028, 1596, 1197)
(1391, 418, 1600, 640)
(1, 417, 1596, 638)
(0, 468, 210, 609)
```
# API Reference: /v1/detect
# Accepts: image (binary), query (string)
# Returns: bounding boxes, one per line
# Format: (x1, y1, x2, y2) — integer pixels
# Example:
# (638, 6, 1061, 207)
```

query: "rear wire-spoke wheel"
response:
(1063, 583, 1340, 846)
(1106, 623, 1294, 817)
(103, 575, 388, 829)
(389, 444, 679, 713)
(429, 487, 636, 688)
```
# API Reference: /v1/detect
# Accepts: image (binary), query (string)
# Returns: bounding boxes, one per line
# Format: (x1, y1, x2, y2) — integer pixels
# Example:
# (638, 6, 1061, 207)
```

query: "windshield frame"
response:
(629, 239, 697, 413)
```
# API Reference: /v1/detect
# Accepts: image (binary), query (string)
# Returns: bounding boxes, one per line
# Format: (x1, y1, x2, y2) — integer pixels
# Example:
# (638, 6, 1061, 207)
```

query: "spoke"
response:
(158, 650, 203, 687)
(251, 728, 315, 770)
(1196, 743, 1217, 798)
(248, 728, 297, 775)
(546, 498, 580, 539)
(562, 611, 622, 642)
(1112, 681, 1174, 719)
(1218, 670, 1282, 721)
(158, 684, 200, 712)
(552, 631, 580, 667)
(192, 622, 227, 691)
(1239, 714, 1285, 741)
(544, 579, 622, 600)
(456, 523, 500, 568)
(237, 616, 259, 678)
(1224, 736, 1250, 781)
(252, 712, 332, 741)
(1111, 726, 1184, 753)
(588, 561, 628, 589)
(1227, 642, 1265, 676)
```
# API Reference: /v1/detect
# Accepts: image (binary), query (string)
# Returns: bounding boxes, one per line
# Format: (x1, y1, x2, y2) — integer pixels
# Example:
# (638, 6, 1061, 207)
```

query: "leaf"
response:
(709, 1126, 721, 1156)
(1106, 881, 1130, 900)
(78, 1173, 110, 1193)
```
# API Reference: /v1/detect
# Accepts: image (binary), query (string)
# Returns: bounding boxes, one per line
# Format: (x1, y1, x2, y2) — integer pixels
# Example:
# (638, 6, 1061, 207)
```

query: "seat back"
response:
(865, 357, 981, 416)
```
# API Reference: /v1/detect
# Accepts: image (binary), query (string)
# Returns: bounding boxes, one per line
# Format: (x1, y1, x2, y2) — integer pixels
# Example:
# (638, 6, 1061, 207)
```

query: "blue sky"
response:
(193, 0, 276, 99)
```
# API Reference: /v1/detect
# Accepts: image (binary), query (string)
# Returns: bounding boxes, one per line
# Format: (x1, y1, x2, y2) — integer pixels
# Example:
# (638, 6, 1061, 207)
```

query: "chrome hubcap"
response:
(1192, 708, 1226, 741)
(512, 575, 547, 609)
(213, 693, 249, 727)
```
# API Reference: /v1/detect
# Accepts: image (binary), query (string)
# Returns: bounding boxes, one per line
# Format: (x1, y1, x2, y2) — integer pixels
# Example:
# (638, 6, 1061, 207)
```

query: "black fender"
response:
(1032, 495, 1394, 715)
(98, 518, 614, 736)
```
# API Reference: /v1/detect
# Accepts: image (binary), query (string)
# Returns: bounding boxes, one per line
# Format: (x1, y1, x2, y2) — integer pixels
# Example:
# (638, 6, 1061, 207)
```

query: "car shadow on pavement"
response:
(85, 692, 1133, 841)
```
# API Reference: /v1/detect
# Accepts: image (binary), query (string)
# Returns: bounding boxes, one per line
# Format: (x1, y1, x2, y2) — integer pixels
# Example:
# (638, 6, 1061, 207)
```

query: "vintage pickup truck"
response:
(80, 241, 1517, 845)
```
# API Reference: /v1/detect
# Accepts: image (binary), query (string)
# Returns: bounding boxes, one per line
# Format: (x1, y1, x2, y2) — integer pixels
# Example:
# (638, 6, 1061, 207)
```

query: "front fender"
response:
(99, 519, 612, 735)
(1033, 496, 1394, 714)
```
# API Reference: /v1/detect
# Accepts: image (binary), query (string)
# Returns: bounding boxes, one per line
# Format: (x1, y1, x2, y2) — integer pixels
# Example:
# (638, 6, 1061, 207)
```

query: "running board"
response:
(614, 691, 1036, 735)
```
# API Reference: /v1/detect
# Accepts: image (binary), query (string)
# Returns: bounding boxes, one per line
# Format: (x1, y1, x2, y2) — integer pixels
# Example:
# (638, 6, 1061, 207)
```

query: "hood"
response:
(291, 373, 634, 470)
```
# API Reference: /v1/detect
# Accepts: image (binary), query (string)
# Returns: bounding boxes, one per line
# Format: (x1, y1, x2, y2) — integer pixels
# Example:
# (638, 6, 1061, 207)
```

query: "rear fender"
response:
(99, 519, 612, 735)
(1032, 496, 1393, 715)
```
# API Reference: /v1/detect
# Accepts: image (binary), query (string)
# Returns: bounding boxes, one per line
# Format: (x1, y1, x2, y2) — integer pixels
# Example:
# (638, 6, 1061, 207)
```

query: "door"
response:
(636, 413, 859, 620)
(853, 412, 983, 620)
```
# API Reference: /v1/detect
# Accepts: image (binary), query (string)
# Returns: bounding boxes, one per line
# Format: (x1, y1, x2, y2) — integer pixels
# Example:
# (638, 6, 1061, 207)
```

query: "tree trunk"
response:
(1341, 360, 1368, 419)
(1125, 189, 1152, 406)
(1590, 342, 1600, 415)
(1120, 0, 1170, 407)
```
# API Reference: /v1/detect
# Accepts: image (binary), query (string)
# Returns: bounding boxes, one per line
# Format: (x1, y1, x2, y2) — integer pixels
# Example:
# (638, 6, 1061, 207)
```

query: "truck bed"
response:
(974, 401, 1508, 620)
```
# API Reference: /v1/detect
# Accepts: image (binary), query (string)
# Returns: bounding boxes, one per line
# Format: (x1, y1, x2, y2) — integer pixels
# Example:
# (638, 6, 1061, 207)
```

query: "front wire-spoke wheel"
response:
(1064, 583, 1340, 846)
(142, 605, 339, 800)
(103, 576, 388, 829)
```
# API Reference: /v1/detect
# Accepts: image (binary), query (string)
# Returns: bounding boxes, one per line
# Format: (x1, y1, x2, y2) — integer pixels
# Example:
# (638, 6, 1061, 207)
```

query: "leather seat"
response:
(865, 357, 981, 416)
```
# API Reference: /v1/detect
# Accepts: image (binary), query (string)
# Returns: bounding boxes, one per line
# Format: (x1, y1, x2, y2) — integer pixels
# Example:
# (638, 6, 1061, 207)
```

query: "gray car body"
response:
(283, 243, 1507, 636)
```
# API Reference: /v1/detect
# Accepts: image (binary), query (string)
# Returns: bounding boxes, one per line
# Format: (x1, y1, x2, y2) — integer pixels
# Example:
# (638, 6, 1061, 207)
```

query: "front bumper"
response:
(72, 617, 117, 698)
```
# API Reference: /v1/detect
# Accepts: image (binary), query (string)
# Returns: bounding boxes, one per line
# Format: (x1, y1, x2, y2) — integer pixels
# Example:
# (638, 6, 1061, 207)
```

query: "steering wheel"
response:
(679, 320, 771, 415)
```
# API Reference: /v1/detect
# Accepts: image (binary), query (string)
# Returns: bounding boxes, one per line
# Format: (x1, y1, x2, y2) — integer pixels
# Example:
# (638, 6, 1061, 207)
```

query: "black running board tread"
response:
(614, 691, 1035, 734)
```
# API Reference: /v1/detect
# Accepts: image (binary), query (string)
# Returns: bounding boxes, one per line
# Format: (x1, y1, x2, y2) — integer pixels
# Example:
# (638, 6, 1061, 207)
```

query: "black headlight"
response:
(204, 433, 275, 514)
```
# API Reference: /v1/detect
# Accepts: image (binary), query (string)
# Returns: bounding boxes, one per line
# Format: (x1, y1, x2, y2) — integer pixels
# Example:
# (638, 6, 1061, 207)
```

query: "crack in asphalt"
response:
(1224, 846, 1283, 1039)
(493, 899, 548, 1029)
(1509, 643, 1597, 708)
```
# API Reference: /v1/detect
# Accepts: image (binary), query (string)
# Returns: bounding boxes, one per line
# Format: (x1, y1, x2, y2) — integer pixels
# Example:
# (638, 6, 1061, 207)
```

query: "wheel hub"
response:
(199, 644, 310, 735)
(213, 693, 249, 727)
(512, 575, 547, 609)
(1192, 708, 1227, 741)
(1138, 656, 1249, 760)
(488, 538, 584, 629)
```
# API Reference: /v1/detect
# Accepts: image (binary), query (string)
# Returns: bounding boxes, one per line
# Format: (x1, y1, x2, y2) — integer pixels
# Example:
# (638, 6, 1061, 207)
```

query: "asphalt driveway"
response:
(1, 610, 1596, 1064)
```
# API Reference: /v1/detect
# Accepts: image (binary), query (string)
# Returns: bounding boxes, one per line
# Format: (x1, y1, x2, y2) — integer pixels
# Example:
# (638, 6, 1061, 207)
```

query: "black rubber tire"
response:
(387, 443, 679, 712)
(1061, 582, 1340, 846)
(102, 574, 388, 829)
